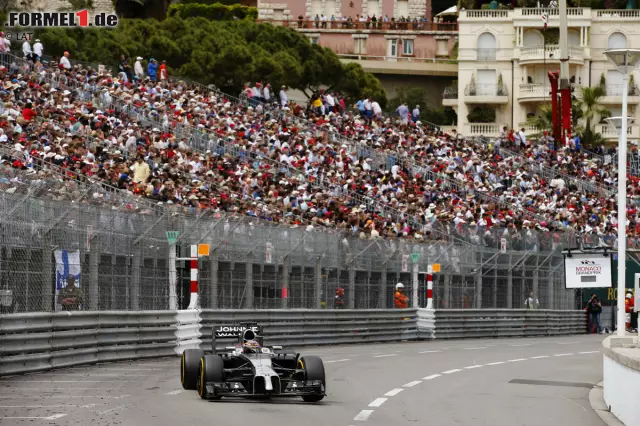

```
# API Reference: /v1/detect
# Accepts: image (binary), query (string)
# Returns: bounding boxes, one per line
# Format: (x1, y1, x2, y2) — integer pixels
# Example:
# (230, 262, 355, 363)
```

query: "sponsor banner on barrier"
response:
(214, 324, 261, 338)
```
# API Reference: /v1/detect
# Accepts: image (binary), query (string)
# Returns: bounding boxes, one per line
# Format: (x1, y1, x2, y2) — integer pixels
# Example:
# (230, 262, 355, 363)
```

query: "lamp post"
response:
(604, 48, 640, 336)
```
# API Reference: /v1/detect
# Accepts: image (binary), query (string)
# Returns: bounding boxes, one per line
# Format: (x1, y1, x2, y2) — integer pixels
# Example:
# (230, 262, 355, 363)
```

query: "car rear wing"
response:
(212, 323, 263, 353)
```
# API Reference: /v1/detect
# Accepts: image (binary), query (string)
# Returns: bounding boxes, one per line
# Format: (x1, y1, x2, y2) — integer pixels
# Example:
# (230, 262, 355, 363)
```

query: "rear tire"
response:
(181, 349, 204, 390)
(197, 355, 225, 400)
(298, 356, 326, 402)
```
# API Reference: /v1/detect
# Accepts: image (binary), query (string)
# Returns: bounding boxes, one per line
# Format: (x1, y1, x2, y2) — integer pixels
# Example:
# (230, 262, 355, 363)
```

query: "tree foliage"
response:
(167, 3, 258, 20)
(34, 18, 387, 106)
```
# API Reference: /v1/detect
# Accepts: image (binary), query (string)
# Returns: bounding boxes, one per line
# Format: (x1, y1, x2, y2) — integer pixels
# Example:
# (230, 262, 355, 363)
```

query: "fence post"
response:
(548, 270, 555, 310)
(507, 258, 513, 309)
(380, 264, 388, 309)
(475, 267, 482, 309)
(348, 267, 355, 309)
(209, 249, 219, 309)
(281, 256, 290, 309)
(168, 241, 177, 310)
(533, 257, 539, 308)
(443, 272, 451, 308)
(314, 257, 322, 309)
(43, 234, 54, 312)
(412, 258, 419, 308)
(131, 244, 141, 310)
(244, 258, 253, 309)
(88, 236, 99, 310)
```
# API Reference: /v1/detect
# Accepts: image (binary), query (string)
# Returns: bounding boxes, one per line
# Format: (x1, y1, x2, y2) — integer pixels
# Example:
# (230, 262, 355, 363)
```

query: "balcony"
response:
(442, 86, 458, 107)
(600, 84, 640, 105)
(338, 54, 458, 76)
(518, 83, 583, 102)
(595, 123, 640, 140)
(257, 19, 458, 32)
(593, 9, 640, 20)
(519, 45, 584, 65)
(463, 83, 509, 104)
(463, 123, 501, 138)
(460, 8, 640, 24)
(518, 122, 544, 135)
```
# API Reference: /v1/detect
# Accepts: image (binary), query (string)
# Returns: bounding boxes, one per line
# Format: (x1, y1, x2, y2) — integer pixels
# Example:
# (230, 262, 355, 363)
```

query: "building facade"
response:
(443, 7, 640, 141)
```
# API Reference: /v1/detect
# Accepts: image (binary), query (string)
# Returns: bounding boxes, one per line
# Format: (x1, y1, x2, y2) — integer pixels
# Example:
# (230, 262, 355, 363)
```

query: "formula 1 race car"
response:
(180, 322, 326, 402)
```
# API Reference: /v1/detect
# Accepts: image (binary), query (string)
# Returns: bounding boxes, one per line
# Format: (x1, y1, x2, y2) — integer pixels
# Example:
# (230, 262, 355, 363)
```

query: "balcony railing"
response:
(604, 84, 640, 97)
(518, 122, 544, 134)
(518, 7, 585, 16)
(520, 45, 584, 62)
(443, 86, 458, 99)
(519, 83, 548, 98)
(464, 83, 508, 97)
(257, 19, 458, 32)
(466, 123, 500, 137)
(595, 123, 639, 138)
(463, 10, 510, 19)
(595, 9, 640, 18)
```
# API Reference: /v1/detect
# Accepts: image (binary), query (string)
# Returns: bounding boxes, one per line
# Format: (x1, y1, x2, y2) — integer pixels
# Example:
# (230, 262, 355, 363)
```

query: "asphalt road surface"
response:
(0, 335, 606, 426)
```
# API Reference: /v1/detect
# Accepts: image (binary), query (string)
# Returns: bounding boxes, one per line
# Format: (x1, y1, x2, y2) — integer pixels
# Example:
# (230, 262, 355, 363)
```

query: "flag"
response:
(542, 12, 548, 29)
(55, 249, 82, 291)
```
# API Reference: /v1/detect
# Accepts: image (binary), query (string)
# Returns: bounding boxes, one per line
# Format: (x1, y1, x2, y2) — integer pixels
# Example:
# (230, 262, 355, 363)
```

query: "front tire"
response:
(197, 355, 225, 400)
(298, 356, 326, 402)
(181, 349, 204, 390)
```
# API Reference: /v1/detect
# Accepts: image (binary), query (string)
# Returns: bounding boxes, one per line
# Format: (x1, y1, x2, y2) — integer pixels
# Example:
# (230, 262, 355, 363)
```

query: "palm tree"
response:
(576, 86, 609, 147)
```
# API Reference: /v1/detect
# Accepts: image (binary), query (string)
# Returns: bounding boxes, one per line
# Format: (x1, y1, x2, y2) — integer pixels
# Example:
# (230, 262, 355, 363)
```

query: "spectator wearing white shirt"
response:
(60, 51, 71, 69)
(279, 85, 288, 108)
(22, 40, 32, 61)
(134, 56, 144, 80)
(32, 39, 43, 61)
(263, 83, 271, 102)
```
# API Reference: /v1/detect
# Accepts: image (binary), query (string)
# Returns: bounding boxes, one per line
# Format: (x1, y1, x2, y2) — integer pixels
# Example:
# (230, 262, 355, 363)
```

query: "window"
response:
(354, 38, 367, 54)
(477, 32, 497, 61)
(608, 32, 627, 49)
(310, 37, 319, 44)
(402, 39, 414, 55)
(388, 39, 398, 57)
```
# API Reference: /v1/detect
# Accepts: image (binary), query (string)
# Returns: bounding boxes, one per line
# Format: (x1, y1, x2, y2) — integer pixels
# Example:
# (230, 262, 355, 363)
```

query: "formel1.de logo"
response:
(5, 10, 118, 28)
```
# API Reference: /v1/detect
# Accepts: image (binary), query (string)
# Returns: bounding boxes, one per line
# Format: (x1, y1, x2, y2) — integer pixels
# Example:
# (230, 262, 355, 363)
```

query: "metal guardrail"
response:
(200, 309, 419, 349)
(0, 311, 177, 376)
(433, 309, 588, 339)
(0, 309, 588, 376)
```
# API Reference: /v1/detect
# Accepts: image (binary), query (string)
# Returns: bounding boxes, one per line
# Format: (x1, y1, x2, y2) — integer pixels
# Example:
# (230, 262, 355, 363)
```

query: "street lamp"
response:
(604, 48, 640, 337)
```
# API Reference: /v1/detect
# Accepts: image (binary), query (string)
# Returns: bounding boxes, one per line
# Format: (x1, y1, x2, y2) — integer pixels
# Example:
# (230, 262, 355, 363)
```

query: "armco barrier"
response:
(433, 309, 588, 339)
(174, 309, 203, 355)
(199, 309, 419, 349)
(1, 308, 589, 376)
(0, 311, 177, 376)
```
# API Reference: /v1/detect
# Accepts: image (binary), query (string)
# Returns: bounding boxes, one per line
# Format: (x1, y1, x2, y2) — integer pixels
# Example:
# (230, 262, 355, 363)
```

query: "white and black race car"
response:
(180, 323, 326, 402)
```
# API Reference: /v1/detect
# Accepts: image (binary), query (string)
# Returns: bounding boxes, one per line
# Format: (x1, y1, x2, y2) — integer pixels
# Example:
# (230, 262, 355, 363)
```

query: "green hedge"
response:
(179, 0, 246, 4)
(167, 3, 258, 20)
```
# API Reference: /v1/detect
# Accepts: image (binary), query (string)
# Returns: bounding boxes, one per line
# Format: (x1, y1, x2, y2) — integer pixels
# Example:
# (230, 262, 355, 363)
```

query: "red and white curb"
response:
(350, 350, 601, 423)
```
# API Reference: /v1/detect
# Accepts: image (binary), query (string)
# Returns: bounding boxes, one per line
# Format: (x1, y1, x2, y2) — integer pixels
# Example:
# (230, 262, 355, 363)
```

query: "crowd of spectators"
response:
(1, 50, 640, 249)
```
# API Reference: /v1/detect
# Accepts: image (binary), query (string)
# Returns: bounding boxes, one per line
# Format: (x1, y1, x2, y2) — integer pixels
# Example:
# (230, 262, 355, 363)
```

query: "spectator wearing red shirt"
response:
(19, 102, 37, 125)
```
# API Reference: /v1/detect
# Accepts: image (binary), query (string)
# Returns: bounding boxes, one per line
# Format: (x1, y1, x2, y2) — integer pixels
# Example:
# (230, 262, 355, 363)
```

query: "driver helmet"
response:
(243, 339, 261, 353)
(627, 293, 633, 299)
(396, 283, 404, 290)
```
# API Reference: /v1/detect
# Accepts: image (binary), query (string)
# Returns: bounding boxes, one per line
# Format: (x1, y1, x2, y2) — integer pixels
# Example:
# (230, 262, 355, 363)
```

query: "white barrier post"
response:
(188, 245, 198, 310)
(427, 265, 434, 309)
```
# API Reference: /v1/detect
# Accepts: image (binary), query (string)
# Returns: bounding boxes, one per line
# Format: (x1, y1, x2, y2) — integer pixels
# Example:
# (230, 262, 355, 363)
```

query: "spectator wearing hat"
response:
(134, 56, 144, 81)
(147, 58, 158, 82)
(59, 51, 71, 69)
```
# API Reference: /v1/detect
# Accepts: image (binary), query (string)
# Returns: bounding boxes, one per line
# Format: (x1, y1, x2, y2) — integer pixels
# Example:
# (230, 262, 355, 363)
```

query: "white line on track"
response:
(464, 347, 486, 350)
(554, 353, 573, 357)
(557, 341, 581, 345)
(509, 343, 533, 347)
(485, 361, 506, 366)
(508, 358, 527, 362)
(325, 359, 351, 363)
(419, 350, 441, 354)
(0, 404, 96, 408)
(579, 351, 600, 354)
(353, 410, 374, 421)
(464, 365, 484, 369)
(0, 414, 68, 420)
(384, 388, 404, 396)
(98, 404, 131, 415)
(2, 380, 135, 383)
(529, 355, 550, 359)
(44, 373, 150, 377)
(422, 374, 441, 380)
(373, 354, 397, 358)
(166, 390, 185, 395)
(402, 381, 422, 388)
(442, 369, 462, 374)
(0, 395, 130, 399)
(368, 398, 387, 407)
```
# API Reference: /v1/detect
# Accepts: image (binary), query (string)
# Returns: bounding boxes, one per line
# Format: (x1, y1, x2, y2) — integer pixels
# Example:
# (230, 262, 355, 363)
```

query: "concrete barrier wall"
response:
(602, 336, 640, 426)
